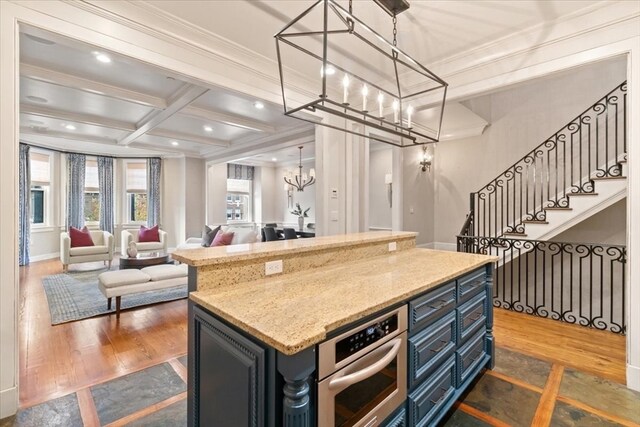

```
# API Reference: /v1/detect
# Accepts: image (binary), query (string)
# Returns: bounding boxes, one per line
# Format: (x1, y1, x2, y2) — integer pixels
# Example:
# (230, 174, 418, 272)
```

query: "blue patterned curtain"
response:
(66, 153, 86, 230)
(227, 163, 254, 180)
(97, 156, 114, 233)
(147, 158, 161, 227)
(19, 144, 30, 266)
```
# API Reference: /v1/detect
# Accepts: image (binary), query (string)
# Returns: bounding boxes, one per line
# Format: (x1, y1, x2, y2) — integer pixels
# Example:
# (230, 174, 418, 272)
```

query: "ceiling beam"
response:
(147, 128, 229, 147)
(21, 104, 136, 131)
(180, 105, 275, 133)
(20, 63, 167, 109)
(20, 126, 118, 145)
(118, 84, 209, 145)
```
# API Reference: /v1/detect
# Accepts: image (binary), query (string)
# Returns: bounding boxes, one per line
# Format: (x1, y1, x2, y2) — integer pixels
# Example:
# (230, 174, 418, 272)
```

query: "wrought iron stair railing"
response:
(461, 81, 627, 240)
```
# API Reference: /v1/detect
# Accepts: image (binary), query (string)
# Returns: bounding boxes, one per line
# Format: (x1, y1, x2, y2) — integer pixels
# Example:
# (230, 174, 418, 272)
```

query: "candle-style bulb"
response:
(342, 74, 350, 104)
(377, 92, 384, 118)
(392, 99, 399, 123)
(361, 84, 368, 111)
(407, 105, 414, 128)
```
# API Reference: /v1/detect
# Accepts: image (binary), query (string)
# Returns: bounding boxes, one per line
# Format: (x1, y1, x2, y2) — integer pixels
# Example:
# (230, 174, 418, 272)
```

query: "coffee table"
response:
(119, 252, 172, 270)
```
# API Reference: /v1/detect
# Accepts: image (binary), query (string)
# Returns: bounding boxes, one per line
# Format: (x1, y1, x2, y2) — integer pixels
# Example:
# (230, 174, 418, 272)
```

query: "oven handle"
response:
(328, 338, 402, 392)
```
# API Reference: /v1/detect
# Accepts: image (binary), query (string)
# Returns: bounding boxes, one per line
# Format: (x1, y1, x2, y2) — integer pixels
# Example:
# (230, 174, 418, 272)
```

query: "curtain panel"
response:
(227, 163, 254, 180)
(97, 156, 114, 234)
(147, 158, 161, 227)
(19, 144, 30, 266)
(66, 153, 86, 230)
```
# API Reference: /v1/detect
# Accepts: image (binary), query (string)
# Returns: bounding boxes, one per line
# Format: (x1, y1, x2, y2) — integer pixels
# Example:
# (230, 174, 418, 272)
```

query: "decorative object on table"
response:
(420, 145, 433, 172)
(41, 268, 187, 324)
(283, 146, 315, 192)
(275, 0, 447, 148)
(201, 225, 221, 247)
(385, 173, 393, 208)
(291, 203, 310, 230)
(127, 241, 138, 258)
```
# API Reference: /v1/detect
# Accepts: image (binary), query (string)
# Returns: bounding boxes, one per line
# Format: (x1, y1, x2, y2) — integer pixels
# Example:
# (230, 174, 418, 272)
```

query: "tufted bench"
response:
(98, 264, 188, 315)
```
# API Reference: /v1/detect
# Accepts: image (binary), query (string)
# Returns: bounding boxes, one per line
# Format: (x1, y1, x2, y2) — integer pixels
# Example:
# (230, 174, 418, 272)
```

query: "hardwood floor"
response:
(19, 258, 187, 408)
(494, 307, 627, 384)
(18, 258, 627, 409)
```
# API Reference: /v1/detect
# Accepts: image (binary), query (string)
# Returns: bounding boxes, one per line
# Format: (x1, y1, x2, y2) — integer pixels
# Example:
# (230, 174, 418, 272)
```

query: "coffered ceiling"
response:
(19, 27, 312, 159)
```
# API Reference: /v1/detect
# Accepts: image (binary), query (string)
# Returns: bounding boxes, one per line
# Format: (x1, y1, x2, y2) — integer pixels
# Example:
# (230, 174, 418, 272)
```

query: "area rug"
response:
(42, 268, 187, 325)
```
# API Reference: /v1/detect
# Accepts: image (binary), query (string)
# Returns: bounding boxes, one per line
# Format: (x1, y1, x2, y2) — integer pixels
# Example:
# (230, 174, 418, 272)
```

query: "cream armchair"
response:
(60, 230, 114, 272)
(121, 229, 168, 256)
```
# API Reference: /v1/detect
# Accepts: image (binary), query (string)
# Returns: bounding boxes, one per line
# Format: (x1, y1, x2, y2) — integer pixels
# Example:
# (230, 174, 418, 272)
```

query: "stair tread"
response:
(503, 232, 527, 237)
(544, 207, 572, 211)
(522, 220, 548, 224)
(567, 192, 599, 196)
(592, 176, 626, 181)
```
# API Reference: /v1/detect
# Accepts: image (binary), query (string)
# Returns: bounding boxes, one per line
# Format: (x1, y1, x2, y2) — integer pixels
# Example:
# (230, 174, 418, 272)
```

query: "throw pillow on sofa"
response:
(210, 231, 234, 247)
(69, 226, 94, 248)
(201, 225, 221, 247)
(139, 225, 160, 242)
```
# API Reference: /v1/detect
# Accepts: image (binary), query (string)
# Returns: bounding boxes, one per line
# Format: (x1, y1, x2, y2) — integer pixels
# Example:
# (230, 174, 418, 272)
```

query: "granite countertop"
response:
(172, 230, 417, 266)
(190, 248, 497, 355)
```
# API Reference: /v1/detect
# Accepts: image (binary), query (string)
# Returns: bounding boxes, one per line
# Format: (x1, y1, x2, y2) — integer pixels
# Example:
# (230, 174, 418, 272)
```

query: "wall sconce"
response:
(384, 173, 392, 208)
(420, 145, 433, 172)
(284, 183, 294, 208)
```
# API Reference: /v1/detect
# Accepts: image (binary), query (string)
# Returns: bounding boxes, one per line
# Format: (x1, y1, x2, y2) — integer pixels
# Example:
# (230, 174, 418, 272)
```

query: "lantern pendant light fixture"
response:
(275, 0, 448, 148)
(284, 146, 316, 192)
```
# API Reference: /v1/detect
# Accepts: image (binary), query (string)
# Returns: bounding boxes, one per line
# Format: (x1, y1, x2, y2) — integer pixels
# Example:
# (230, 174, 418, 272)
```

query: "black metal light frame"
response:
(274, 0, 448, 148)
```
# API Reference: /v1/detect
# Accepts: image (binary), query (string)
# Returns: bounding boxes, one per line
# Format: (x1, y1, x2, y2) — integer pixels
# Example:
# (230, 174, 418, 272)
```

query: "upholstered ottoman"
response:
(98, 264, 188, 315)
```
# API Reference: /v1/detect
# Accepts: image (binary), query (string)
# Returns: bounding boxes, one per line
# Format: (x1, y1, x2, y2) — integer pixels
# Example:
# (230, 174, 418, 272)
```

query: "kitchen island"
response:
(172, 232, 497, 427)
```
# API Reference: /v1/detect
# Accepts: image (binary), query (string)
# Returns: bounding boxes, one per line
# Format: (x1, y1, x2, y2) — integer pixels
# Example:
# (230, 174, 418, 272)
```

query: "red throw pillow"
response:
(69, 226, 94, 248)
(210, 231, 234, 247)
(138, 225, 160, 242)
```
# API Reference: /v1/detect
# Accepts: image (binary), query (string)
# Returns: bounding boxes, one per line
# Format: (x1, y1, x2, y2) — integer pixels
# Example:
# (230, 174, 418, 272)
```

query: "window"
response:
(226, 179, 251, 222)
(126, 161, 147, 223)
(84, 158, 100, 223)
(30, 152, 50, 225)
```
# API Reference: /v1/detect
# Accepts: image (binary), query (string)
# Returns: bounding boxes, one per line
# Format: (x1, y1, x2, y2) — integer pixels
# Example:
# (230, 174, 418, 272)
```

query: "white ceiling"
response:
(18, 1, 607, 160)
(18, 27, 310, 159)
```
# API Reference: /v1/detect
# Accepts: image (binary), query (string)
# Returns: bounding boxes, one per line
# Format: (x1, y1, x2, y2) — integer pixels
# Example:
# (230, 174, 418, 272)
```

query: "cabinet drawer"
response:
(408, 356, 456, 427)
(457, 268, 486, 304)
(457, 292, 487, 345)
(409, 281, 456, 334)
(382, 405, 406, 427)
(456, 329, 487, 386)
(408, 312, 456, 390)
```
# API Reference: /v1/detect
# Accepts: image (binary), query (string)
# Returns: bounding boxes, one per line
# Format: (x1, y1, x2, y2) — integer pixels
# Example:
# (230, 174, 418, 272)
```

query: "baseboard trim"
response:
(417, 242, 435, 249)
(29, 252, 60, 262)
(627, 364, 640, 392)
(0, 386, 17, 419)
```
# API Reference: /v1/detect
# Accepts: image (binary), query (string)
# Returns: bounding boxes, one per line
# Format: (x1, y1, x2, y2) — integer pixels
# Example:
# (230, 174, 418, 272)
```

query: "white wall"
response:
(162, 157, 186, 248)
(433, 58, 628, 245)
(184, 157, 205, 239)
(368, 145, 392, 230)
(551, 198, 627, 245)
(206, 163, 228, 225)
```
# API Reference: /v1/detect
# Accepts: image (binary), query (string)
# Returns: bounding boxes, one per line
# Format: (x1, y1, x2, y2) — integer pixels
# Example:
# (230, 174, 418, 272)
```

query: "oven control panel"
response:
(335, 313, 399, 363)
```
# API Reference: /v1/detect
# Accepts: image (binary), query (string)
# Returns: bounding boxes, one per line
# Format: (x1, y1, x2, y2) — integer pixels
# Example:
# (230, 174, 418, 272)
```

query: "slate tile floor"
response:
(2, 346, 639, 427)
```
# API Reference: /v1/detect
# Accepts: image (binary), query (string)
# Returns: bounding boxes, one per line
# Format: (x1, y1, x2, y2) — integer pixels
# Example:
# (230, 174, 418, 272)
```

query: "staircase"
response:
(458, 82, 627, 334)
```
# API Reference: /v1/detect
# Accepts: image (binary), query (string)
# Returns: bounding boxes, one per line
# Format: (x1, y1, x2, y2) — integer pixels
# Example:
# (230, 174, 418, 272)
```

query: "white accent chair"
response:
(121, 229, 168, 256)
(60, 230, 114, 272)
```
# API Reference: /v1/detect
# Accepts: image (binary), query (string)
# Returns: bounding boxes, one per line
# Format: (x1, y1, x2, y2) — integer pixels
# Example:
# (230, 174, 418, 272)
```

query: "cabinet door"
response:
(189, 304, 265, 427)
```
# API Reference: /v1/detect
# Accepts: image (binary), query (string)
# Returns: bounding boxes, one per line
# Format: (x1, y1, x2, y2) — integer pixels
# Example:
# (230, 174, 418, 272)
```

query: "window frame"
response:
(123, 159, 148, 225)
(84, 157, 100, 226)
(29, 150, 52, 228)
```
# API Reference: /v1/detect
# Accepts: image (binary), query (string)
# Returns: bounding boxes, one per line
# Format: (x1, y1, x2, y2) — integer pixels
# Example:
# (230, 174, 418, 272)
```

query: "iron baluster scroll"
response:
(457, 235, 626, 335)
(462, 82, 627, 239)
(275, 0, 448, 148)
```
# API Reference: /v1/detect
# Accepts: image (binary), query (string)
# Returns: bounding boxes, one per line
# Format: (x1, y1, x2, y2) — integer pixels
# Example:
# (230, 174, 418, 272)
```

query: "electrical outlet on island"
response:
(265, 260, 283, 275)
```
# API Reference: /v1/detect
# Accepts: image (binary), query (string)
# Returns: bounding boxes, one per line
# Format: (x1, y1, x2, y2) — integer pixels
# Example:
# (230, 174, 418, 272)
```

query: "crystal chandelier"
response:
(284, 146, 316, 191)
(275, 0, 448, 148)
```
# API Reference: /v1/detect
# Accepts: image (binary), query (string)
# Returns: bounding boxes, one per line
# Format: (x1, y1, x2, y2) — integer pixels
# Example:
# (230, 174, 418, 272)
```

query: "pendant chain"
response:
(392, 14, 398, 47)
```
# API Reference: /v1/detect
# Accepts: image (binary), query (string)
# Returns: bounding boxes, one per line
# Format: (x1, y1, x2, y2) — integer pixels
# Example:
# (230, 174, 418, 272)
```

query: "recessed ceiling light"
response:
(24, 34, 56, 45)
(26, 95, 48, 103)
(64, 124, 76, 130)
(253, 101, 265, 110)
(272, 158, 277, 162)
(94, 53, 112, 63)
(203, 126, 213, 132)
(171, 141, 179, 146)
